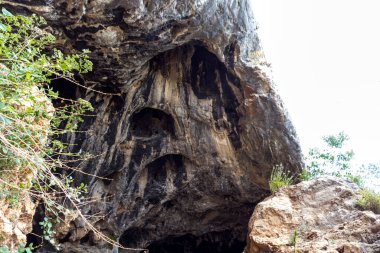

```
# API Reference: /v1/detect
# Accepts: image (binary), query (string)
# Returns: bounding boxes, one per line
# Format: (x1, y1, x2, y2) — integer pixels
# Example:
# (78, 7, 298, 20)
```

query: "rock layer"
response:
(4, 0, 303, 252)
(245, 178, 380, 253)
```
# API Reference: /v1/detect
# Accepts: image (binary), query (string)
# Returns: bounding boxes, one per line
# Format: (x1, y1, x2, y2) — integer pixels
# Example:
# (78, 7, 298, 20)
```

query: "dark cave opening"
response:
(26, 203, 45, 250)
(147, 231, 245, 253)
(130, 108, 175, 138)
(190, 46, 221, 100)
(49, 77, 79, 105)
(119, 229, 245, 253)
(143, 154, 186, 204)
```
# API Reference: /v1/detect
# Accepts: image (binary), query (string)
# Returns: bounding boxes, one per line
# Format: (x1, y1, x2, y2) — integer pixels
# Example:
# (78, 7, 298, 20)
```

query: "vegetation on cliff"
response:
(269, 132, 380, 214)
(269, 165, 293, 193)
(0, 6, 95, 251)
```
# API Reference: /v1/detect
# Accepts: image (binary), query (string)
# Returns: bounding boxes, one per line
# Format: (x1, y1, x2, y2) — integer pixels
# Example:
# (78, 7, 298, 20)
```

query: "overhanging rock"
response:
(5, 0, 303, 252)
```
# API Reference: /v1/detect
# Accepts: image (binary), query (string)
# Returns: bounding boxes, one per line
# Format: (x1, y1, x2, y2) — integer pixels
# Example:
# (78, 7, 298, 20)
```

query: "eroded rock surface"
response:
(245, 178, 380, 253)
(4, 0, 303, 252)
(0, 196, 36, 250)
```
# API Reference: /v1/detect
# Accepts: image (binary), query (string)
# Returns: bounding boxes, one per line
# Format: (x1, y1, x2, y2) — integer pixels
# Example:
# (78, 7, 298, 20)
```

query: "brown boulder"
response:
(245, 178, 380, 253)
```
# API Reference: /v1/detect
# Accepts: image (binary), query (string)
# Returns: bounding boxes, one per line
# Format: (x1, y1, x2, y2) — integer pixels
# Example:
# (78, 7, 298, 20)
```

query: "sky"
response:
(249, 0, 380, 165)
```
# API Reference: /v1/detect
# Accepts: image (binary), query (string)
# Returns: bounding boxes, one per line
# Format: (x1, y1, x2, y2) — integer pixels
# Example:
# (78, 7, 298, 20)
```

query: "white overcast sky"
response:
(249, 0, 380, 165)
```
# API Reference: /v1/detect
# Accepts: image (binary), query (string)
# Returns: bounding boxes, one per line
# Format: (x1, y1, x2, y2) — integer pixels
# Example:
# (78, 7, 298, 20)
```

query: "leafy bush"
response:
(298, 169, 312, 182)
(0, 6, 108, 251)
(305, 132, 355, 179)
(302, 132, 380, 190)
(269, 165, 293, 193)
(302, 132, 371, 187)
(0, 6, 145, 252)
(0, 5, 92, 192)
(0, 244, 33, 253)
(357, 188, 380, 214)
(302, 132, 380, 214)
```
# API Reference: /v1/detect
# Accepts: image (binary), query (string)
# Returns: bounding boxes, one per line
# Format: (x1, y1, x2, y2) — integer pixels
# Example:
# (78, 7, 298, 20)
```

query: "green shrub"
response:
(357, 188, 380, 214)
(0, 244, 33, 253)
(298, 169, 312, 181)
(305, 132, 355, 179)
(0, 6, 143, 252)
(269, 165, 293, 193)
(0, 9, 91, 181)
(0, 5, 92, 194)
(0, 6, 95, 250)
(301, 132, 371, 188)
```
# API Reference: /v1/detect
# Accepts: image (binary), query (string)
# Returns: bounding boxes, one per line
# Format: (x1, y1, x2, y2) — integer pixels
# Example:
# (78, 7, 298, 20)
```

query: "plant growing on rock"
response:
(269, 165, 293, 193)
(357, 188, 380, 214)
(302, 132, 380, 214)
(0, 244, 33, 253)
(289, 229, 299, 253)
(0, 6, 135, 252)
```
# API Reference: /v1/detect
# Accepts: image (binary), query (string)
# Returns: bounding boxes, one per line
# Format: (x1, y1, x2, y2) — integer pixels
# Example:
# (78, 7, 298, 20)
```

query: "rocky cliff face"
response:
(245, 178, 380, 253)
(4, 0, 303, 252)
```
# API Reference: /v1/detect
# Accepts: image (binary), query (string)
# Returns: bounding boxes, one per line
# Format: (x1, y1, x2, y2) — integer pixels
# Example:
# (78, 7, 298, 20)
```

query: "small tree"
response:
(302, 132, 359, 183)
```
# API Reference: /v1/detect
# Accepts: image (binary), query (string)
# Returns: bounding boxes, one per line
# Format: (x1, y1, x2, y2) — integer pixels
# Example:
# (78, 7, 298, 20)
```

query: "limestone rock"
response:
(5, 0, 303, 251)
(0, 196, 36, 250)
(244, 178, 380, 253)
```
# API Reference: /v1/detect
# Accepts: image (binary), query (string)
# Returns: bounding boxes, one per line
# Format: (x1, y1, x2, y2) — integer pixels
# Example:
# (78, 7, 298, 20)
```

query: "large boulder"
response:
(5, 0, 303, 252)
(245, 178, 380, 253)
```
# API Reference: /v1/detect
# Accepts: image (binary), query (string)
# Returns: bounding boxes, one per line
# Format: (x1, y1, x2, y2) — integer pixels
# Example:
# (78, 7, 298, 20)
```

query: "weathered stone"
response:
(244, 178, 380, 253)
(0, 195, 36, 250)
(4, 0, 303, 252)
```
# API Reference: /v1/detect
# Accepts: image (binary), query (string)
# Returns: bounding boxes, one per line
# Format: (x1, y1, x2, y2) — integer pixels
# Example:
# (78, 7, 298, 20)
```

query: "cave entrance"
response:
(48, 77, 79, 106)
(144, 154, 186, 204)
(119, 229, 245, 253)
(146, 232, 245, 253)
(130, 108, 175, 138)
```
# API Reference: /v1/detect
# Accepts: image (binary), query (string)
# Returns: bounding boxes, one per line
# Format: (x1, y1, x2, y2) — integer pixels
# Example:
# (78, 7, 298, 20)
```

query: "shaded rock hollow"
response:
(4, 0, 303, 252)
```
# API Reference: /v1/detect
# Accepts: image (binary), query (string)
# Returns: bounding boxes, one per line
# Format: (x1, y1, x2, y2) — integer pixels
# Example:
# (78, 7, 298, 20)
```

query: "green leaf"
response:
(1, 146, 8, 154)
(2, 8, 13, 17)
(0, 114, 11, 124)
(0, 23, 6, 31)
